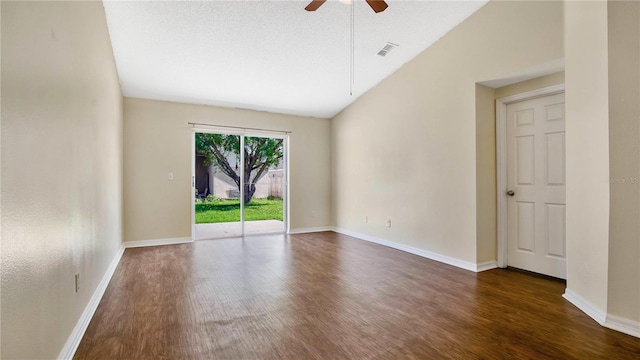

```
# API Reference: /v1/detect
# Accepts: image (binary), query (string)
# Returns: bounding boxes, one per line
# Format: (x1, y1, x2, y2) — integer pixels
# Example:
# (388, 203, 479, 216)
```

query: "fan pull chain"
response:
(350, 0, 354, 96)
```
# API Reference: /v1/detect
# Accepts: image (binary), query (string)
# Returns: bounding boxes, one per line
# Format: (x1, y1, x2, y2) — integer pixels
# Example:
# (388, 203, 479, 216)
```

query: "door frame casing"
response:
(496, 84, 565, 268)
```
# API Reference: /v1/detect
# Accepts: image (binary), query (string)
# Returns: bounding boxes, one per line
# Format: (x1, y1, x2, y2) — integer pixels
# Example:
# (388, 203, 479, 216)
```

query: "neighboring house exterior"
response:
(195, 154, 284, 199)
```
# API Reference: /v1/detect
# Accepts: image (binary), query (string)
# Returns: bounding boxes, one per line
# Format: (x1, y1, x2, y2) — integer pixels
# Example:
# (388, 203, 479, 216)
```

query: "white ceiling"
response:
(103, 0, 488, 119)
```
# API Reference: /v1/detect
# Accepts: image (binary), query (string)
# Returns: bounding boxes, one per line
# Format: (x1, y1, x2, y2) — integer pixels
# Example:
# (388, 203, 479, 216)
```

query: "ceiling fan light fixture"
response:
(305, 0, 387, 12)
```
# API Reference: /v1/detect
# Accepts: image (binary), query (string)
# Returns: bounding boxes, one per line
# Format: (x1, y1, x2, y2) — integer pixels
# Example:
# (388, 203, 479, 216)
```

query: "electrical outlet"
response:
(75, 273, 80, 293)
(386, 219, 391, 228)
(364, 216, 368, 223)
(168, 172, 174, 181)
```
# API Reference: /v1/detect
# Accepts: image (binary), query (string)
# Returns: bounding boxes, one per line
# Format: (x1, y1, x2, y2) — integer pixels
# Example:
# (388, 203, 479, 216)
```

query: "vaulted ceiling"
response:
(103, 0, 488, 118)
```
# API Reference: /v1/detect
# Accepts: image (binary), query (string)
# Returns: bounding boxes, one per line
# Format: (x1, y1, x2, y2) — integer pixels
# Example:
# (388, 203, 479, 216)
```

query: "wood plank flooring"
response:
(74, 232, 640, 359)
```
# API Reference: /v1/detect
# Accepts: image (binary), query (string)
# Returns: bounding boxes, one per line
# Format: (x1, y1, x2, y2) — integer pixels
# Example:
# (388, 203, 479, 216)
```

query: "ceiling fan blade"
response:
(366, 0, 388, 13)
(305, 0, 327, 12)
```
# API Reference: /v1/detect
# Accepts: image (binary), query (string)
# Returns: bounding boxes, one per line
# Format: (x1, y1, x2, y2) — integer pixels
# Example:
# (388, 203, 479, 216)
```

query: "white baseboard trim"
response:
(476, 261, 498, 272)
(563, 288, 607, 325)
(124, 237, 193, 248)
(332, 227, 485, 272)
(563, 288, 640, 338)
(58, 244, 125, 360)
(605, 313, 640, 338)
(289, 226, 333, 234)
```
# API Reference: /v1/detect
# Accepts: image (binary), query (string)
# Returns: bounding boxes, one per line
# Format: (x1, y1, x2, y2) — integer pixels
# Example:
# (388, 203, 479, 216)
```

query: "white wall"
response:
(563, 0, 640, 331)
(332, 0, 563, 265)
(564, 0, 611, 316)
(123, 98, 331, 242)
(1, 2, 123, 358)
(606, 0, 640, 324)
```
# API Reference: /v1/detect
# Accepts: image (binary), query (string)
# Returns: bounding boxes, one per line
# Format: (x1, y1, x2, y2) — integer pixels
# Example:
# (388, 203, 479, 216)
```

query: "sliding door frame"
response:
(191, 127, 289, 240)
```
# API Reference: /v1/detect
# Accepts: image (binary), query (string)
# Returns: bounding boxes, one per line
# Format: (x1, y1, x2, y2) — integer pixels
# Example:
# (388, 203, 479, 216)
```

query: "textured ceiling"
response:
(103, 0, 488, 118)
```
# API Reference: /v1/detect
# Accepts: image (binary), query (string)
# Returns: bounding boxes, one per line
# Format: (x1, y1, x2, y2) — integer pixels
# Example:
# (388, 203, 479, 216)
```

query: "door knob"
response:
(507, 190, 515, 196)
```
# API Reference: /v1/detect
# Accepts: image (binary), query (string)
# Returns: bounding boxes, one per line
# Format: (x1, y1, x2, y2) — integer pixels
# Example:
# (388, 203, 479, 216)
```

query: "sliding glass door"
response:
(192, 131, 287, 240)
(242, 136, 285, 235)
(193, 133, 242, 239)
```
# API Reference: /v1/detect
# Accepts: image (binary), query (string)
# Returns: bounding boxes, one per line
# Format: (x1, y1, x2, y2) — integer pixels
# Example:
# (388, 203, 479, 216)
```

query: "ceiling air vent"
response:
(377, 42, 398, 57)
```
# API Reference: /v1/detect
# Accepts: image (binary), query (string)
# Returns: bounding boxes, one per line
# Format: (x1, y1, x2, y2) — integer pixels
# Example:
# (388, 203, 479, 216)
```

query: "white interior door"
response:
(506, 93, 566, 279)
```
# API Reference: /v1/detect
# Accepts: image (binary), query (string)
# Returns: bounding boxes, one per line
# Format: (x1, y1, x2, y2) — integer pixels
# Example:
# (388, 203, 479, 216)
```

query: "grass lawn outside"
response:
(195, 198, 283, 224)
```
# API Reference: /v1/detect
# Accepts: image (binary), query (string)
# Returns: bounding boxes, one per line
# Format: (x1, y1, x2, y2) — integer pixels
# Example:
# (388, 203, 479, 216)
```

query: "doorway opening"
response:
(192, 130, 288, 240)
(497, 84, 566, 279)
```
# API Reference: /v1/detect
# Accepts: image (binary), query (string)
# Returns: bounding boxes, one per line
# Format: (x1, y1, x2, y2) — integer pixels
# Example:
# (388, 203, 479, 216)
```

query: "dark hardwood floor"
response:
(74, 232, 640, 359)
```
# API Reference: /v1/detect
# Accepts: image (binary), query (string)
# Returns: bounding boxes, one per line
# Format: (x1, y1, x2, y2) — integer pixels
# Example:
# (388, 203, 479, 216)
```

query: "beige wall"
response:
(332, 0, 563, 264)
(564, 0, 611, 315)
(607, 0, 640, 323)
(123, 98, 331, 242)
(495, 72, 565, 99)
(477, 73, 565, 264)
(475, 84, 496, 263)
(474, 72, 566, 264)
(1, 2, 123, 359)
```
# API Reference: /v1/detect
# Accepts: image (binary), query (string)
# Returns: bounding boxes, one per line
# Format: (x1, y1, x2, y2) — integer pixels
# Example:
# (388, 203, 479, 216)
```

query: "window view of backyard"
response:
(194, 132, 285, 238)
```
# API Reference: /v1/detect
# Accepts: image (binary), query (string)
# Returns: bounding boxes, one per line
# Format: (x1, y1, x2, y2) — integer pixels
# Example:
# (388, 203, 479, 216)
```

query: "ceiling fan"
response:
(305, 0, 389, 13)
